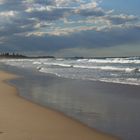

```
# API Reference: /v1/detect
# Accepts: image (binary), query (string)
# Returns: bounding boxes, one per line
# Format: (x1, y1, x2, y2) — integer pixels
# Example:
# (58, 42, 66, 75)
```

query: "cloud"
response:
(0, 10, 17, 17)
(75, 7, 105, 17)
(0, 0, 5, 5)
(0, 0, 139, 56)
(107, 14, 138, 25)
(53, 0, 81, 7)
(3, 24, 140, 54)
(24, 0, 102, 21)
(26, 6, 73, 21)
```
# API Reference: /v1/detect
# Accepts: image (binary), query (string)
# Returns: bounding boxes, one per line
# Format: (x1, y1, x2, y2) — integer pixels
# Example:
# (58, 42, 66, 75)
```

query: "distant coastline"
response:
(0, 53, 55, 59)
(0, 53, 140, 59)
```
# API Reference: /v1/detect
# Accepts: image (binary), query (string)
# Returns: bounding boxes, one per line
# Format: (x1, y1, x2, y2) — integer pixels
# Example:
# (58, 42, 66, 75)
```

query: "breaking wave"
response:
(0, 56, 140, 85)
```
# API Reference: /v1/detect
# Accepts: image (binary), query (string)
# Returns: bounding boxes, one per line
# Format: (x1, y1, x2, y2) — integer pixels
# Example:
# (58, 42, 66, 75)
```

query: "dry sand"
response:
(0, 70, 120, 140)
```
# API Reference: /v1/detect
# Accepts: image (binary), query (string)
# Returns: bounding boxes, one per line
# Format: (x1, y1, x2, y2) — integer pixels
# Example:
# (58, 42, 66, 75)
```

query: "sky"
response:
(0, 0, 140, 57)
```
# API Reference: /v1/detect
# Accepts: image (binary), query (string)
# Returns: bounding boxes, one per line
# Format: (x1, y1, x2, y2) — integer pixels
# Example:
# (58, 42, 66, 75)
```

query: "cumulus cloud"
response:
(0, 10, 17, 17)
(26, 7, 73, 21)
(53, 0, 81, 7)
(75, 7, 105, 17)
(107, 14, 138, 25)
(0, 0, 139, 56)
(0, 0, 4, 4)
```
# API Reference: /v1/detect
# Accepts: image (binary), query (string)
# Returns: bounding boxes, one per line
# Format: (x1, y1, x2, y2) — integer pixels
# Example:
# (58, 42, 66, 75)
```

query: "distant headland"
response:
(0, 53, 55, 59)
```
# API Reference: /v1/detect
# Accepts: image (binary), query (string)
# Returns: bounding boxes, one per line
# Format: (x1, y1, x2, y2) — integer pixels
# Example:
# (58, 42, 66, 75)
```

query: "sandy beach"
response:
(0, 70, 120, 140)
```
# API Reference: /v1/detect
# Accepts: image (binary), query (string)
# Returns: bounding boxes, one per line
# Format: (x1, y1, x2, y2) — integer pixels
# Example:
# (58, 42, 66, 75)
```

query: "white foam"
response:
(39, 68, 61, 77)
(1, 58, 140, 86)
(100, 78, 140, 86)
(33, 61, 42, 65)
(56, 58, 65, 61)
(88, 58, 140, 64)
(38, 67, 140, 85)
(43, 62, 72, 68)
(73, 65, 133, 72)
(125, 68, 140, 73)
(77, 59, 88, 62)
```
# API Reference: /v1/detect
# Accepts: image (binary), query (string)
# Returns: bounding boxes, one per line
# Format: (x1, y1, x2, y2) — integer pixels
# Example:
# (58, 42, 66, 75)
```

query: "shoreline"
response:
(0, 70, 120, 140)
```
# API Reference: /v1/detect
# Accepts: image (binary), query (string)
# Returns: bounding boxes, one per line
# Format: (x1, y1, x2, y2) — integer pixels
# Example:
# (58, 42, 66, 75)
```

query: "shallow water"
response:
(1, 64, 140, 140)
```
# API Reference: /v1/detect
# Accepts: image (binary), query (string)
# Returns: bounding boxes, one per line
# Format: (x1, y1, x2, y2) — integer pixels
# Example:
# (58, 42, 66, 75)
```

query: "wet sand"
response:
(0, 70, 120, 140)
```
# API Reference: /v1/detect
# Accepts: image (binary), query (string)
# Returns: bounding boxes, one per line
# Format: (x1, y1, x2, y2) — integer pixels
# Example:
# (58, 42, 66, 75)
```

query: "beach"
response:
(0, 70, 119, 140)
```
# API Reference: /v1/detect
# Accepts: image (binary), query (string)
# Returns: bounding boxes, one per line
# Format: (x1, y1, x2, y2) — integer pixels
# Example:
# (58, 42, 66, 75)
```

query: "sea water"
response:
(1, 56, 140, 85)
(1, 57, 140, 140)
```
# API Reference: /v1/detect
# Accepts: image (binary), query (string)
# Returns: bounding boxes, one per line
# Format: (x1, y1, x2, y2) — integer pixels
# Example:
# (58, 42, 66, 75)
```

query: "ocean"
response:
(1, 56, 140, 85)
(1, 57, 140, 140)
